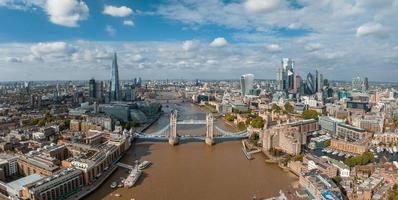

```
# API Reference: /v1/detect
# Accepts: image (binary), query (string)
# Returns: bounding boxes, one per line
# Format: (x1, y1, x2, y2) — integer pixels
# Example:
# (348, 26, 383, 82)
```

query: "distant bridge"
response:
(135, 110, 248, 145)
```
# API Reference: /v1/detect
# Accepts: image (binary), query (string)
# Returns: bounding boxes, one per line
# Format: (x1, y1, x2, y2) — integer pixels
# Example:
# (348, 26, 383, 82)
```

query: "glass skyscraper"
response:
(110, 52, 120, 101)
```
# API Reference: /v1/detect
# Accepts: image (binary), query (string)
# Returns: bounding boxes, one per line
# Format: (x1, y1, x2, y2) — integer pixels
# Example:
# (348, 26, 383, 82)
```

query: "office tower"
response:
(96, 81, 104, 103)
(363, 77, 369, 91)
(89, 78, 96, 100)
(316, 70, 323, 92)
(323, 79, 329, 88)
(294, 75, 301, 93)
(110, 52, 120, 101)
(305, 72, 316, 95)
(240, 74, 254, 97)
(352, 76, 363, 91)
(276, 58, 295, 91)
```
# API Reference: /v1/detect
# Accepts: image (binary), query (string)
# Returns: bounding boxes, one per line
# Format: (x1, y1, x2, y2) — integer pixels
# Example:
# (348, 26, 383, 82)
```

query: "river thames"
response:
(85, 103, 298, 200)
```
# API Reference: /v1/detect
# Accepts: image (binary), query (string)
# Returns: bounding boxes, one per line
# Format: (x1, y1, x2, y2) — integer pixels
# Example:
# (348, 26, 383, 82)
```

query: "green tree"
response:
(271, 104, 281, 113)
(323, 140, 331, 147)
(250, 116, 265, 129)
(302, 109, 320, 120)
(237, 122, 246, 131)
(224, 113, 235, 122)
(284, 102, 294, 113)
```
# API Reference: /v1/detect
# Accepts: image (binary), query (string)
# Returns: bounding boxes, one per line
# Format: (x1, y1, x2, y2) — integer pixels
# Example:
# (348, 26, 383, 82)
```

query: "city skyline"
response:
(0, 0, 397, 81)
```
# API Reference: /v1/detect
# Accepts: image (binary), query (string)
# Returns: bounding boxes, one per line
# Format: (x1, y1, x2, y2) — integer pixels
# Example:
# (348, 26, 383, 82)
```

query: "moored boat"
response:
(139, 161, 151, 170)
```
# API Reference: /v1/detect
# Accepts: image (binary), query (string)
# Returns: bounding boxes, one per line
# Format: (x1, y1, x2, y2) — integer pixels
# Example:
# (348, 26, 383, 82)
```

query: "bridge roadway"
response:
(134, 132, 249, 141)
(116, 162, 134, 170)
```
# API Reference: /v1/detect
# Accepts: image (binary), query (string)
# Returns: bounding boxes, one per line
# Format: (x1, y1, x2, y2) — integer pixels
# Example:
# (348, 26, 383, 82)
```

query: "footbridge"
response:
(135, 110, 248, 145)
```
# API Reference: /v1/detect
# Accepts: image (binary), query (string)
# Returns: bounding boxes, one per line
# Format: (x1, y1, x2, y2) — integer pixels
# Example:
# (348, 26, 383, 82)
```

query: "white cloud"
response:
(45, 0, 89, 27)
(265, 44, 282, 53)
(305, 43, 323, 52)
(244, 0, 280, 13)
(31, 42, 76, 57)
(103, 5, 132, 17)
(105, 25, 116, 36)
(356, 22, 388, 37)
(182, 40, 199, 51)
(206, 59, 218, 64)
(123, 20, 134, 27)
(131, 54, 143, 62)
(210, 37, 228, 47)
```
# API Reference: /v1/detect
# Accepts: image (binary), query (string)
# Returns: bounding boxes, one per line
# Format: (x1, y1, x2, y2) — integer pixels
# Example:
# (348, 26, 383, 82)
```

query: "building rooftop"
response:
(7, 174, 43, 193)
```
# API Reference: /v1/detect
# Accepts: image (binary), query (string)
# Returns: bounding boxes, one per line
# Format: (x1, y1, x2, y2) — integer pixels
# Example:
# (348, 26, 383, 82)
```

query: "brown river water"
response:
(84, 103, 297, 200)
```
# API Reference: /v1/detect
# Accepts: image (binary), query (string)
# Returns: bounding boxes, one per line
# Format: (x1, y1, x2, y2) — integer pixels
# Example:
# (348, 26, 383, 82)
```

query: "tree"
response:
(302, 109, 320, 120)
(323, 140, 331, 147)
(344, 152, 374, 167)
(224, 113, 235, 122)
(237, 122, 246, 131)
(271, 104, 281, 113)
(284, 102, 294, 113)
(250, 116, 265, 129)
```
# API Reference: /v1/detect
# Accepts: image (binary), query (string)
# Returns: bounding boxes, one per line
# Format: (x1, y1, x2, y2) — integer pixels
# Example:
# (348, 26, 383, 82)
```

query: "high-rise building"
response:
(110, 52, 120, 101)
(316, 70, 323, 92)
(352, 76, 363, 91)
(89, 78, 96, 100)
(240, 74, 254, 97)
(363, 77, 369, 91)
(276, 58, 295, 91)
(96, 81, 104, 103)
(294, 75, 301, 93)
(305, 72, 316, 95)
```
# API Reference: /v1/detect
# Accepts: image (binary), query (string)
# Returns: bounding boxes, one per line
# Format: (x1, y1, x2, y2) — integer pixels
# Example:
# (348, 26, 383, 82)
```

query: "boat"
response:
(139, 161, 151, 170)
(124, 167, 142, 188)
(338, 152, 345, 157)
(114, 194, 121, 197)
(394, 146, 397, 153)
(110, 181, 117, 189)
(332, 151, 338, 155)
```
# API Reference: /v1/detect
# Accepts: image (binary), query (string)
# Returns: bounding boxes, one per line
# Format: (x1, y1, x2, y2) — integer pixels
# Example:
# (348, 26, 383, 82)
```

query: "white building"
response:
(240, 74, 254, 97)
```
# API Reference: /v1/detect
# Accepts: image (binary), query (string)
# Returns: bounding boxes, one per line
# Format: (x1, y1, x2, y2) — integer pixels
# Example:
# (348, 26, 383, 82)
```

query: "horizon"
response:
(0, 0, 397, 82)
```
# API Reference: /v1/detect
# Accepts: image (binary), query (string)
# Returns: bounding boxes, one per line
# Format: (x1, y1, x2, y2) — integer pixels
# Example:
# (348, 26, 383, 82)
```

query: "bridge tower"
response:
(168, 110, 178, 145)
(205, 112, 214, 145)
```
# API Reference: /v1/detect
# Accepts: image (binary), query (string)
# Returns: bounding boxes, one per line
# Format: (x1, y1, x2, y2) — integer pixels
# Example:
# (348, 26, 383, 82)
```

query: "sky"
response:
(0, 0, 397, 82)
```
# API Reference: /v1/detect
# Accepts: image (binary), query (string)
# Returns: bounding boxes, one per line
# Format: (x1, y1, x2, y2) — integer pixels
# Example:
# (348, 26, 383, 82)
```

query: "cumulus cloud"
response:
(305, 43, 323, 52)
(244, 0, 280, 13)
(131, 54, 143, 62)
(182, 40, 199, 51)
(103, 5, 132, 17)
(31, 42, 76, 57)
(266, 44, 282, 53)
(45, 0, 89, 27)
(105, 25, 116, 36)
(209, 37, 228, 47)
(123, 20, 134, 27)
(356, 22, 388, 38)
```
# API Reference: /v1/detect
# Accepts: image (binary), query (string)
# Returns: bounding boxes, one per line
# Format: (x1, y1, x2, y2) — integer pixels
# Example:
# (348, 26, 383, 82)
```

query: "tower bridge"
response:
(135, 110, 248, 145)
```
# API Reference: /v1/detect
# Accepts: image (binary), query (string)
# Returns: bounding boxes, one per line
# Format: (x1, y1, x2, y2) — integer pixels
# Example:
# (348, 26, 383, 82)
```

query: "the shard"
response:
(110, 52, 120, 101)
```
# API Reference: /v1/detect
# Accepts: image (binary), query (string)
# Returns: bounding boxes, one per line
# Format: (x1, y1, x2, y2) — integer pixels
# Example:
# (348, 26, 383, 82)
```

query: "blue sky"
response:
(0, 0, 397, 81)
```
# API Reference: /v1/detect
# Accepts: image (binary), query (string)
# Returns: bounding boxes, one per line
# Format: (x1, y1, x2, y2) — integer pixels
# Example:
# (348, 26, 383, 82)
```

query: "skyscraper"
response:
(276, 58, 295, 91)
(363, 77, 369, 91)
(240, 74, 254, 97)
(316, 70, 323, 93)
(352, 76, 363, 91)
(110, 52, 120, 101)
(305, 72, 316, 95)
(89, 78, 96, 100)
(294, 75, 301, 93)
